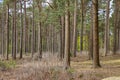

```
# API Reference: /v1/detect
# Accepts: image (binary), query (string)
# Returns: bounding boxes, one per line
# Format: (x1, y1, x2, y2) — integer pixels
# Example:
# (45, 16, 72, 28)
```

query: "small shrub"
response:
(67, 68, 75, 74)
(0, 60, 16, 70)
(7, 60, 16, 68)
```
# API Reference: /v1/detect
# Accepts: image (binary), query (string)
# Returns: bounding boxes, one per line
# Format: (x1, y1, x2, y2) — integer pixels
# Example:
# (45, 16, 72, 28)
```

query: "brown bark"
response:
(64, 0, 70, 69)
(92, 0, 101, 68)
(37, 0, 42, 59)
(80, 0, 84, 53)
(61, 16, 65, 59)
(59, 16, 65, 60)
(1, 7, 5, 59)
(13, 0, 17, 59)
(6, 4, 9, 60)
(113, 0, 118, 54)
(88, 6, 93, 60)
(20, 0, 23, 59)
(72, 0, 77, 57)
(24, 0, 28, 54)
(31, 1, 35, 57)
(104, 0, 110, 56)
(11, 12, 14, 58)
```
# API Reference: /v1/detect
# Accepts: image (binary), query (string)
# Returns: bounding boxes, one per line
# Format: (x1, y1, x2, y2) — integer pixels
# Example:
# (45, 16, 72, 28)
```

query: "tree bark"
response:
(64, 0, 70, 69)
(92, 0, 101, 68)
(1, 7, 5, 59)
(104, 0, 110, 56)
(13, 0, 17, 59)
(88, 6, 93, 60)
(37, 0, 42, 59)
(31, 0, 35, 57)
(72, 0, 77, 57)
(59, 16, 65, 60)
(80, 0, 84, 53)
(6, 4, 9, 60)
(20, 0, 23, 59)
(113, 0, 118, 54)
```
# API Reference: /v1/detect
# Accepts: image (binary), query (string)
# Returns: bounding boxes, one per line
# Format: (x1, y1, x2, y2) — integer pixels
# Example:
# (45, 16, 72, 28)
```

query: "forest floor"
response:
(0, 53, 120, 80)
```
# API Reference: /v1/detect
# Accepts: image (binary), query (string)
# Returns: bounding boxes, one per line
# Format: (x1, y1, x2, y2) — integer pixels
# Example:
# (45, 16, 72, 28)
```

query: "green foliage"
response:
(0, 60, 16, 69)
(3, 0, 9, 4)
(77, 37, 80, 51)
(77, 36, 89, 51)
(3, 0, 14, 5)
(67, 68, 75, 74)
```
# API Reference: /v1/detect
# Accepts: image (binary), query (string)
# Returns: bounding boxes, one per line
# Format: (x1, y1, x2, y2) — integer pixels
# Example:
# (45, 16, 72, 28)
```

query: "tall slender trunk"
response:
(35, 26, 37, 52)
(6, 4, 9, 60)
(118, 8, 120, 51)
(38, 22, 42, 58)
(20, 0, 23, 59)
(59, 17, 62, 60)
(104, 0, 110, 56)
(13, 0, 17, 59)
(88, 6, 93, 60)
(113, 0, 118, 54)
(116, 1, 120, 52)
(1, 7, 5, 59)
(59, 16, 65, 60)
(37, 1, 42, 59)
(92, 0, 101, 68)
(61, 16, 65, 58)
(64, 0, 70, 69)
(31, 1, 35, 57)
(12, 13, 14, 58)
(72, 0, 77, 57)
(0, 17, 2, 55)
(24, 0, 27, 54)
(51, 25, 54, 54)
(80, 0, 84, 53)
(47, 25, 51, 52)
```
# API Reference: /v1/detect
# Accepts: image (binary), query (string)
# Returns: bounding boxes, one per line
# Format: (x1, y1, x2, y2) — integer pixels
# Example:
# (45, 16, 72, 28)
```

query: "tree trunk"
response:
(6, 4, 9, 60)
(59, 16, 65, 60)
(13, 0, 17, 59)
(64, 0, 70, 69)
(38, 22, 42, 59)
(20, 0, 23, 59)
(37, 1, 42, 59)
(104, 0, 110, 56)
(24, 0, 28, 54)
(72, 0, 77, 57)
(11, 13, 14, 58)
(80, 0, 84, 53)
(61, 16, 65, 59)
(31, 1, 35, 57)
(92, 0, 101, 68)
(1, 7, 5, 59)
(113, 0, 118, 54)
(116, 1, 120, 52)
(88, 6, 93, 60)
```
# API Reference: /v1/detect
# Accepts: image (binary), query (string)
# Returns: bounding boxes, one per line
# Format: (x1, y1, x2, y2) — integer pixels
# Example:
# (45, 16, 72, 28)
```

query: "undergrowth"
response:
(0, 60, 16, 70)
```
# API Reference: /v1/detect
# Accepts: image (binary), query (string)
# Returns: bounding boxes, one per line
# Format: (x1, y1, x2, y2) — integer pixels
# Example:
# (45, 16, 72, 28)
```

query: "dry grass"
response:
(71, 54, 120, 80)
(102, 77, 120, 80)
(0, 53, 120, 80)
